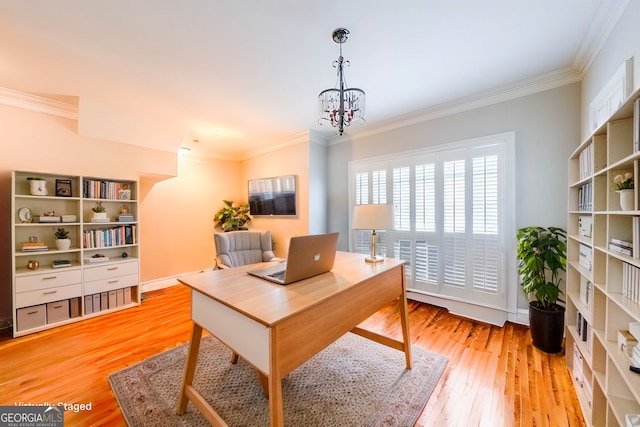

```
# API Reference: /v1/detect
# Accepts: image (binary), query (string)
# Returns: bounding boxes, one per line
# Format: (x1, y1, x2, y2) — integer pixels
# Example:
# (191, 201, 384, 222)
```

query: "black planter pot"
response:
(529, 301, 565, 353)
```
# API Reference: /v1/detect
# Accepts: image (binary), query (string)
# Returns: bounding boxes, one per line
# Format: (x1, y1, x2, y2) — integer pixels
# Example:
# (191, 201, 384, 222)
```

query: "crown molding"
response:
(335, 66, 582, 143)
(0, 87, 78, 120)
(573, 0, 631, 75)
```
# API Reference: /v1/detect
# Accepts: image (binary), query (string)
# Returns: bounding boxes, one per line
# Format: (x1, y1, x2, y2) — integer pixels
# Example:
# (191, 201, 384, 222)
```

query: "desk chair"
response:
(213, 230, 282, 370)
(214, 230, 278, 269)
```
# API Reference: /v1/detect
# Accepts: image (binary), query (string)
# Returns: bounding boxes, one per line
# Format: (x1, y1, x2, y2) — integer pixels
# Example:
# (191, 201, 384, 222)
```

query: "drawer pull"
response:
(53, 305, 63, 309)
(27, 311, 38, 315)
(42, 276, 57, 280)
(108, 280, 119, 284)
(107, 267, 118, 271)
(43, 290, 58, 295)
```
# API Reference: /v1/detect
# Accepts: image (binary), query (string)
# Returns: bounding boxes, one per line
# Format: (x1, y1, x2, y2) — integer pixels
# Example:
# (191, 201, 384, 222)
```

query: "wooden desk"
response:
(176, 251, 411, 426)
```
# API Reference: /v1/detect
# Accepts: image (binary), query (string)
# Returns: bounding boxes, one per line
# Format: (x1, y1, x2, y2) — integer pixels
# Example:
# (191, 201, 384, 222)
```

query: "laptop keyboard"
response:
(267, 270, 286, 281)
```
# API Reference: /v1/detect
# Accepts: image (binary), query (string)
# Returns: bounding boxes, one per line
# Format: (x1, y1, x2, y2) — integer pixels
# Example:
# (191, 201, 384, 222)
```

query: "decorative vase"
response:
(27, 260, 39, 270)
(56, 238, 71, 251)
(619, 189, 634, 211)
(29, 179, 47, 196)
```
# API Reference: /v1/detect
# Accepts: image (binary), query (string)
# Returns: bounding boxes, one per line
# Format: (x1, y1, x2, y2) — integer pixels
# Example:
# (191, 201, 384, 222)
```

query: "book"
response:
(22, 246, 48, 252)
(84, 256, 110, 263)
(38, 217, 61, 223)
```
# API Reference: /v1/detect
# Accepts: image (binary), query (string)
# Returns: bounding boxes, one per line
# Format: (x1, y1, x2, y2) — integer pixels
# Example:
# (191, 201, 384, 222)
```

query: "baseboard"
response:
(141, 269, 213, 293)
(408, 291, 511, 326)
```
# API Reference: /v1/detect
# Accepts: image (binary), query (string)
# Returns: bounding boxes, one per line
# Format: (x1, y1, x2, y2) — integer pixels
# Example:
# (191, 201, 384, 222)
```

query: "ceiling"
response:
(0, 1, 626, 160)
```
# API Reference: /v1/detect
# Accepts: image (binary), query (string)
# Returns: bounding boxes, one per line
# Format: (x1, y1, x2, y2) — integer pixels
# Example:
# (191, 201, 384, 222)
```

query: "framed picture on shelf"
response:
(55, 179, 72, 197)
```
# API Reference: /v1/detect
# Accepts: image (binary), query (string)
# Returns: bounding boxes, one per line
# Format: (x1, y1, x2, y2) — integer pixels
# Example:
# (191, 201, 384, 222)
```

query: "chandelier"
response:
(318, 28, 365, 136)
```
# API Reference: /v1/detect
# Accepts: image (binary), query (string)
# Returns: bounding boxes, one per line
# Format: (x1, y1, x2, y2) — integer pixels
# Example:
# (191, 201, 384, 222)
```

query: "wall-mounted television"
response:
(248, 175, 297, 216)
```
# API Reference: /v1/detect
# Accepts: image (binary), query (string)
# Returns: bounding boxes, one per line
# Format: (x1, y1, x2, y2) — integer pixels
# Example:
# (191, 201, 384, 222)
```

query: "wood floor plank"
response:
(0, 284, 584, 426)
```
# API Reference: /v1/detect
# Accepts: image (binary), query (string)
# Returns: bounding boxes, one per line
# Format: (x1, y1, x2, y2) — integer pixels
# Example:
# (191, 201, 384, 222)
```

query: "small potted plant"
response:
(92, 201, 108, 221)
(214, 200, 251, 232)
(54, 227, 71, 250)
(516, 226, 567, 353)
(613, 172, 634, 211)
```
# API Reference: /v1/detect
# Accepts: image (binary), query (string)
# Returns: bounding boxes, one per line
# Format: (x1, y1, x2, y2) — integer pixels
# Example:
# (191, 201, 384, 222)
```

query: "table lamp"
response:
(352, 204, 395, 263)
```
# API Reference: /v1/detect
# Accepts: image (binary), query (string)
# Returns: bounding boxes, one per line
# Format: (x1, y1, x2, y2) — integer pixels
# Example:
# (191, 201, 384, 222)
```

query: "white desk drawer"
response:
(15, 269, 82, 293)
(15, 283, 81, 309)
(84, 274, 138, 295)
(84, 260, 138, 282)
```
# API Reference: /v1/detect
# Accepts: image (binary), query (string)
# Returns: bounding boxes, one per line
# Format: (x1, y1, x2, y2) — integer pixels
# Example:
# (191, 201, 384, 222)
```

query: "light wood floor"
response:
(0, 284, 583, 426)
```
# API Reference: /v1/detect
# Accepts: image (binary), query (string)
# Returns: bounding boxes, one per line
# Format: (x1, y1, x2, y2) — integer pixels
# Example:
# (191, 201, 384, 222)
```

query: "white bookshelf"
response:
(567, 89, 640, 426)
(11, 171, 140, 337)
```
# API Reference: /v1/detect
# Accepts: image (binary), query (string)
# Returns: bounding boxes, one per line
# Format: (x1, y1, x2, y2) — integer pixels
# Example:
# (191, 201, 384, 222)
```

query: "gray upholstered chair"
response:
(214, 230, 278, 269)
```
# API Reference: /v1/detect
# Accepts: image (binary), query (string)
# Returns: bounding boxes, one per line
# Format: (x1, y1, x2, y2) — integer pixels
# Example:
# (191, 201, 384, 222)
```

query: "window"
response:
(349, 133, 515, 311)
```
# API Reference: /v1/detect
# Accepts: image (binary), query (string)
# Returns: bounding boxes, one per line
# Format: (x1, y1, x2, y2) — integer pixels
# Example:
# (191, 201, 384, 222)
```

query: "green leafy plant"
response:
(214, 200, 251, 231)
(92, 202, 106, 213)
(613, 172, 634, 191)
(516, 226, 567, 311)
(54, 227, 70, 240)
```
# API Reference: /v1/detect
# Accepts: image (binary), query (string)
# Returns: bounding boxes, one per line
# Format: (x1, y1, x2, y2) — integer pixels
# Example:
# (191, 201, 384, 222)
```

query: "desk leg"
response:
(268, 357, 284, 426)
(399, 269, 412, 369)
(177, 323, 203, 414)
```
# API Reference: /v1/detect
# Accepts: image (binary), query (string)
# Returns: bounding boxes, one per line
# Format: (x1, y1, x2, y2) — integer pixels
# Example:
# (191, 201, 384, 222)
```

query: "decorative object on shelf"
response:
(214, 200, 251, 232)
(55, 178, 72, 197)
(122, 252, 128, 258)
(28, 236, 37, 243)
(27, 177, 47, 196)
(352, 204, 395, 263)
(516, 226, 567, 353)
(118, 183, 131, 200)
(54, 227, 71, 251)
(18, 207, 32, 223)
(318, 27, 365, 136)
(120, 205, 130, 215)
(26, 260, 39, 270)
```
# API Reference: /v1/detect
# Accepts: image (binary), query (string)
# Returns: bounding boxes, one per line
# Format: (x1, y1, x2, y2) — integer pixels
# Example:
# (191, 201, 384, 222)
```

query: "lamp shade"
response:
(352, 204, 395, 230)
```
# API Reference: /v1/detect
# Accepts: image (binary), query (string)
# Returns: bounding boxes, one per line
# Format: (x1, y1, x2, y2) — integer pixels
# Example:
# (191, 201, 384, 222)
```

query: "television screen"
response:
(248, 175, 297, 216)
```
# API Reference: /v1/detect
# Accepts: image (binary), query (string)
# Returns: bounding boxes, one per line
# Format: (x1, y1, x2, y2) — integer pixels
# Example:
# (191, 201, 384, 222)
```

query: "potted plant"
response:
(92, 201, 108, 221)
(516, 226, 567, 353)
(214, 200, 251, 232)
(613, 172, 634, 211)
(54, 227, 71, 250)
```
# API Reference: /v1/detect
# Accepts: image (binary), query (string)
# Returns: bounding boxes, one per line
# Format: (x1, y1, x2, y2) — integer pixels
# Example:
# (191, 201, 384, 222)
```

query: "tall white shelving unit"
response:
(11, 171, 140, 337)
(567, 88, 640, 426)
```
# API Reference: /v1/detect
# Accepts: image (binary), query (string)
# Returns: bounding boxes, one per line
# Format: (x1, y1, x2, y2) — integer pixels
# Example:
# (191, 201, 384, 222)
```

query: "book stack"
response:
(52, 259, 71, 269)
(21, 242, 48, 252)
(610, 238, 633, 256)
(117, 214, 134, 222)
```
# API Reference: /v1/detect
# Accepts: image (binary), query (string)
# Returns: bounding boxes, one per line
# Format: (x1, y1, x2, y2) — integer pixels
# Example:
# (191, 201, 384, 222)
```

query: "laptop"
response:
(248, 232, 339, 285)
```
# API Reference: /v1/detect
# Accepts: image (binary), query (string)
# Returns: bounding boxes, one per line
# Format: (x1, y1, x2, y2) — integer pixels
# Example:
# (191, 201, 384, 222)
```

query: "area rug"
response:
(108, 332, 447, 426)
